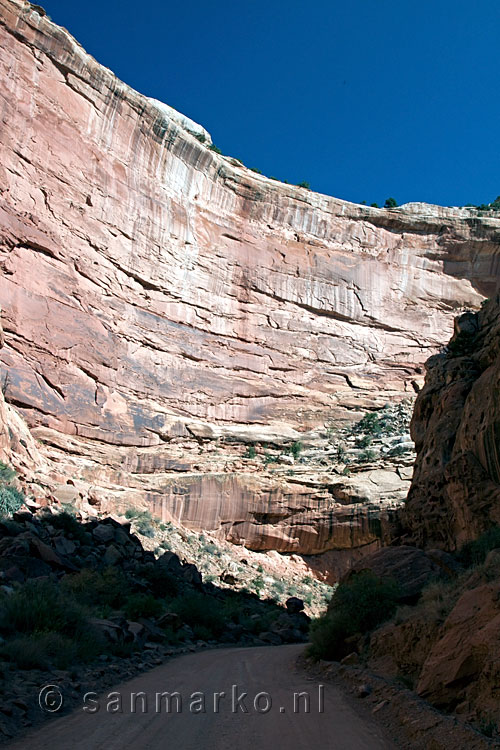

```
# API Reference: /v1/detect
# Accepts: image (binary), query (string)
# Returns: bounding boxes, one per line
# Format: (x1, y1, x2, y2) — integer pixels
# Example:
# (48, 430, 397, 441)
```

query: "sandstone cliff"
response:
(1, 0, 500, 563)
(404, 293, 500, 549)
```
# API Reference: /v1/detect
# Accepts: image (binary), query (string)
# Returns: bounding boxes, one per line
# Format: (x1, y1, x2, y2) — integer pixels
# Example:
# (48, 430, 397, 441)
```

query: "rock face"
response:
(1, 0, 500, 562)
(404, 293, 500, 549)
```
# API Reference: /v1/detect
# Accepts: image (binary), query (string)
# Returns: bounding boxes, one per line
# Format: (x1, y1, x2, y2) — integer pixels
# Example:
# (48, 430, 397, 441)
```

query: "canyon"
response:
(1, 0, 500, 574)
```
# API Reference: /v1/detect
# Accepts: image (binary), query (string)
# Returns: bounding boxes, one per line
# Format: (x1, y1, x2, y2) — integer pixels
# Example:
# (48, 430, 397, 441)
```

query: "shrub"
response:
(0, 485, 24, 517)
(355, 434, 372, 448)
(384, 197, 398, 208)
(49, 510, 88, 542)
(290, 441, 303, 459)
(370, 202, 379, 208)
(358, 449, 377, 462)
(0, 462, 16, 483)
(356, 412, 381, 435)
(124, 593, 163, 620)
(244, 445, 256, 459)
(170, 592, 225, 638)
(194, 133, 206, 144)
(297, 181, 310, 189)
(0, 579, 86, 636)
(0, 632, 79, 670)
(209, 144, 222, 154)
(249, 167, 262, 174)
(125, 508, 155, 537)
(458, 526, 500, 567)
(336, 443, 347, 462)
(62, 567, 131, 610)
(309, 572, 399, 660)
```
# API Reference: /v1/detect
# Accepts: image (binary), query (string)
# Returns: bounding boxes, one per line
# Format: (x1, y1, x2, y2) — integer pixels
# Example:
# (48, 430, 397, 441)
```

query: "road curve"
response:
(6, 645, 397, 750)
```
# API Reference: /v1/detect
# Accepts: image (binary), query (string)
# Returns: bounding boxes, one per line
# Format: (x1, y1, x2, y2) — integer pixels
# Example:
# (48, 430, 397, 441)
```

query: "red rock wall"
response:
(1, 0, 500, 564)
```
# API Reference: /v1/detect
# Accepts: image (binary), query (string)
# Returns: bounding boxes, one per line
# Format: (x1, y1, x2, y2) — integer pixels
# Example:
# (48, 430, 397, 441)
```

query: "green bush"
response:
(0, 632, 79, 670)
(136, 564, 180, 599)
(0, 462, 17, 483)
(49, 511, 88, 542)
(356, 434, 372, 448)
(358, 449, 377, 462)
(0, 485, 24, 517)
(356, 412, 381, 435)
(209, 144, 222, 154)
(125, 508, 155, 538)
(124, 593, 163, 620)
(0, 579, 85, 636)
(244, 445, 256, 459)
(384, 197, 398, 208)
(290, 441, 303, 459)
(309, 572, 399, 660)
(170, 592, 225, 638)
(249, 167, 262, 174)
(62, 567, 131, 610)
(458, 526, 500, 567)
(297, 181, 310, 189)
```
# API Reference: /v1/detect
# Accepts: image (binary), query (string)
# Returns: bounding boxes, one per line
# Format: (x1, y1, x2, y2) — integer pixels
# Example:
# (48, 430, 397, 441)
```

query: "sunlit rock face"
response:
(404, 295, 500, 550)
(0, 0, 499, 565)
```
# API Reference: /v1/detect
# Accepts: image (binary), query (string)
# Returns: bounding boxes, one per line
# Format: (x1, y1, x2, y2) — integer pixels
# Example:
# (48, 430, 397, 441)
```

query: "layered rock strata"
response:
(1, 0, 500, 563)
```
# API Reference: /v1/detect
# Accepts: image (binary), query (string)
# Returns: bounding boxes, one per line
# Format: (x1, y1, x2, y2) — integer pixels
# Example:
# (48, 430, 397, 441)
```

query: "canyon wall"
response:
(404, 294, 500, 550)
(1, 0, 500, 564)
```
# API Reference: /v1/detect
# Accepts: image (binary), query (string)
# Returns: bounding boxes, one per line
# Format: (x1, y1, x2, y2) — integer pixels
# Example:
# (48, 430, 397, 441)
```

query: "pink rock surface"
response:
(0, 0, 499, 561)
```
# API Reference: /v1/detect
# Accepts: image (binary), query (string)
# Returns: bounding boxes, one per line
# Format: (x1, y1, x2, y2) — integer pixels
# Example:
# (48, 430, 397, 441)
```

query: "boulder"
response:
(92, 524, 115, 544)
(285, 596, 304, 614)
(417, 581, 500, 711)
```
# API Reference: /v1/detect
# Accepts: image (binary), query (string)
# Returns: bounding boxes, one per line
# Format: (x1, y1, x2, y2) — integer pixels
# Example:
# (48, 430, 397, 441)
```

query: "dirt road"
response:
(6, 645, 397, 749)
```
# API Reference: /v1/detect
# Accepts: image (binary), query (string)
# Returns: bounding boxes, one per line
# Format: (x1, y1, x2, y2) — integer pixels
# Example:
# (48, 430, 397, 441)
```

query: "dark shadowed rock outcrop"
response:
(403, 293, 500, 549)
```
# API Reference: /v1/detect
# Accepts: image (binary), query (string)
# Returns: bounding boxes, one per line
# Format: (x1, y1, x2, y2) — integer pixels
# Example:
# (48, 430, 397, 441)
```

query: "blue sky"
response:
(42, 0, 500, 207)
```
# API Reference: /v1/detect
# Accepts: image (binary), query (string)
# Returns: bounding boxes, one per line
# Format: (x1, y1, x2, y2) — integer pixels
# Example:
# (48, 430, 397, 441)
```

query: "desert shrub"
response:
(244, 445, 256, 459)
(309, 572, 399, 660)
(458, 526, 500, 567)
(355, 412, 381, 436)
(358, 449, 377, 462)
(49, 510, 89, 542)
(209, 144, 222, 154)
(125, 508, 155, 537)
(62, 567, 131, 610)
(0, 485, 24, 517)
(0, 632, 79, 670)
(388, 444, 407, 457)
(356, 434, 372, 448)
(169, 592, 225, 638)
(253, 577, 265, 592)
(124, 593, 163, 620)
(0, 462, 16, 483)
(297, 181, 310, 189)
(290, 441, 303, 459)
(249, 167, 262, 174)
(384, 197, 398, 208)
(0, 579, 86, 636)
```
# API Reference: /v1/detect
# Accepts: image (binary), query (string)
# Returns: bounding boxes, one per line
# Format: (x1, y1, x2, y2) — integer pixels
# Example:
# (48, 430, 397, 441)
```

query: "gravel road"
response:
(6, 645, 397, 749)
